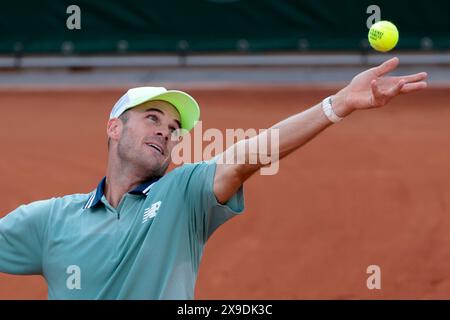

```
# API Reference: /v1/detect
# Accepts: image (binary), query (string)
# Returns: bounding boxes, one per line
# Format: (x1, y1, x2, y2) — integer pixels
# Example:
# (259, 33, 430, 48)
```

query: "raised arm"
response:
(214, 57, 428, 203)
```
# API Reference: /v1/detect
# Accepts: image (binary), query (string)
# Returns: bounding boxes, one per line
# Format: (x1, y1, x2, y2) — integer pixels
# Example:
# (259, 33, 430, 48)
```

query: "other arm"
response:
(214, 57, 428, 203)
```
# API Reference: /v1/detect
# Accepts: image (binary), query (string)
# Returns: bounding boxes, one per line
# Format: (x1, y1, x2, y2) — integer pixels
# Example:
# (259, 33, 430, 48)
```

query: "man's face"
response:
(112, 100, 182, 177)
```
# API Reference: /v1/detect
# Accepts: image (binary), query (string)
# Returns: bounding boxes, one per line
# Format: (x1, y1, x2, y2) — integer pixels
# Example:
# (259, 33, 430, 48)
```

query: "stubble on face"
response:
(115, 101, 181, 179)
(116, 125, 169, 178)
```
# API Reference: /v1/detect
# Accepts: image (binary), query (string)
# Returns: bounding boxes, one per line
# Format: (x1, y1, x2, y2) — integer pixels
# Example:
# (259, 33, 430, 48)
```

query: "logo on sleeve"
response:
(142, 201, 162, 223)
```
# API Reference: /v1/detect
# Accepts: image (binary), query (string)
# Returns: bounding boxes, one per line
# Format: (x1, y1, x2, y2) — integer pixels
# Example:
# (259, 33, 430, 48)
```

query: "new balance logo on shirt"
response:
(142, 201, 162, 223)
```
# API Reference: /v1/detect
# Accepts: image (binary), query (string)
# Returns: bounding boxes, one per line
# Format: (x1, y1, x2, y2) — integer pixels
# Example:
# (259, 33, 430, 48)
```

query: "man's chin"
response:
(142, 160, 169, 178)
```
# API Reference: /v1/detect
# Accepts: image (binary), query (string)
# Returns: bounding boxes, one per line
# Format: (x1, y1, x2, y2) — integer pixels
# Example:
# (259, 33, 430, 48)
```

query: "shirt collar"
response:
(83, 176, 160, 209)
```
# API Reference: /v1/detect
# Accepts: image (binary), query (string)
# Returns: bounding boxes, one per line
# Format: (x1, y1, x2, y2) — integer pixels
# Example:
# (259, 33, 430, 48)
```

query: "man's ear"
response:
(107, 118, 122, 142)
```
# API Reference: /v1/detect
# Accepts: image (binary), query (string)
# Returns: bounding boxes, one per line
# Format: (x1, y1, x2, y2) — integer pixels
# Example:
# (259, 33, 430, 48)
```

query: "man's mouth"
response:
(146, 143, 164, 155)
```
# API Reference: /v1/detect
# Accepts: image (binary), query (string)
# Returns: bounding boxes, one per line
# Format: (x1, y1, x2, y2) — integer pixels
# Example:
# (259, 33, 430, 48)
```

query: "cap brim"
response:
(127, 90, 200, 133)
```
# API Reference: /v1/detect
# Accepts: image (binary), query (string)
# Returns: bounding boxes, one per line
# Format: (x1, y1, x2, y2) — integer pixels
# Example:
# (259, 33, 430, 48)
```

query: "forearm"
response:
(268, 89, 353, 159)
(214, 90, 352, 202)
(215, 90, 353, 186)
(233, 89, 352, 169)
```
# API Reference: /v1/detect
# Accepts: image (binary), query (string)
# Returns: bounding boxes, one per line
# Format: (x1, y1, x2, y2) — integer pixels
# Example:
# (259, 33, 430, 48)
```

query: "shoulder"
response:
(168, 160, 218, 177)
(13, 193, 92, 220)
(55, 193, 91, 207)
(162, 161, 217, 185)
(18, 193, 90, 208)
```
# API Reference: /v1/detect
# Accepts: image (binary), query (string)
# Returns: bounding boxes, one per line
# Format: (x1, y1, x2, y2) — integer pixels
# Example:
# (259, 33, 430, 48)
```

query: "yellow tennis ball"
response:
(368, 20, 399, 52)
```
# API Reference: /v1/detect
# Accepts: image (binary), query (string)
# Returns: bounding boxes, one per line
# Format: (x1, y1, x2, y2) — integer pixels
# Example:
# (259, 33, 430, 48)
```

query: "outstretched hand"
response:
(337, 57, 428, 114)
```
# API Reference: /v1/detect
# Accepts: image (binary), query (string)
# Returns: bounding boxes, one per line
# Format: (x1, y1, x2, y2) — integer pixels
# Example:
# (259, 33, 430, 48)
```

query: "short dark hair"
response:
(107, 112, 130, 150)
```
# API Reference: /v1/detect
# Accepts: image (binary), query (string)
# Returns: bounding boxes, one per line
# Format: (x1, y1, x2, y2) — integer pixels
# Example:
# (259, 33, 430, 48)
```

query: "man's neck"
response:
(104, 158, 151, 208)
(104, 176, 141, 209)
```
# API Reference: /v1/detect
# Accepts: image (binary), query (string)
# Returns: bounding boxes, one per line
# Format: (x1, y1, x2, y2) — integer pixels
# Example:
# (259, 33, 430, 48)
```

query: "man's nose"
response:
(155, 128, 170, 141)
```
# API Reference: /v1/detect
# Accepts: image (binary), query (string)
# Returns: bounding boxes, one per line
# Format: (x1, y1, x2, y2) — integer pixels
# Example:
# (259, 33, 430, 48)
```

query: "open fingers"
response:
(396, 72, 428, 84)
(374, 57, 400, 77)
(371, 78, 407, 107)
(386, 79, 406, 97)
(400, 81, 428, 93)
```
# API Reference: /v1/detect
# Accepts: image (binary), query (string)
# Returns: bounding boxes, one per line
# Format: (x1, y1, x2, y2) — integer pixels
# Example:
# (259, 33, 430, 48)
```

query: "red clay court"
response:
(0, 87, 449, 299)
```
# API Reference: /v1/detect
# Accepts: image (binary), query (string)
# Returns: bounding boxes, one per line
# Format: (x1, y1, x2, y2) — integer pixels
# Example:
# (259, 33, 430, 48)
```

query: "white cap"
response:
(110, 87, 200, 132)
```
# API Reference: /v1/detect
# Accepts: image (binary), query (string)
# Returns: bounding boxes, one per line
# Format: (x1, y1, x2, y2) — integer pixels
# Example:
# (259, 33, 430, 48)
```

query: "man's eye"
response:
(170, 129, 182, 141)
(147, 115, 158, 121)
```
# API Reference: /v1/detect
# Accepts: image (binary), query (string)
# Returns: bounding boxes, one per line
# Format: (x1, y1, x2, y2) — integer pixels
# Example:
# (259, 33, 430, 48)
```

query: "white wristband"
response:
(322, 96, 343, 123)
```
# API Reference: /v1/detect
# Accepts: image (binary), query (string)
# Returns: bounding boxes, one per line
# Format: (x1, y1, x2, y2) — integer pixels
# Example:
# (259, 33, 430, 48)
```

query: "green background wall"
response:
(1, 0, 448, 53)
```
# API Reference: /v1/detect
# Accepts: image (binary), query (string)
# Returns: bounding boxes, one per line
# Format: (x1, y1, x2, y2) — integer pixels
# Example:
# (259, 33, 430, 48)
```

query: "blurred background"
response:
(1, 0, 450, 299)
(0, 0, 449, 86)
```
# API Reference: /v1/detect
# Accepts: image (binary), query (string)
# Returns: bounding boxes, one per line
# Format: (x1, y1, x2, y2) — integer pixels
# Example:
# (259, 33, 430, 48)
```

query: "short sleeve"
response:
(0, 199, 53, 275)
(179, 159, 245, 242)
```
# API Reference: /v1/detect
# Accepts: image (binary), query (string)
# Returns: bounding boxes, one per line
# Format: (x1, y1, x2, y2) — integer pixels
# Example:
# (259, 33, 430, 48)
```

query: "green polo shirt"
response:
(0, 160, 245, 299)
